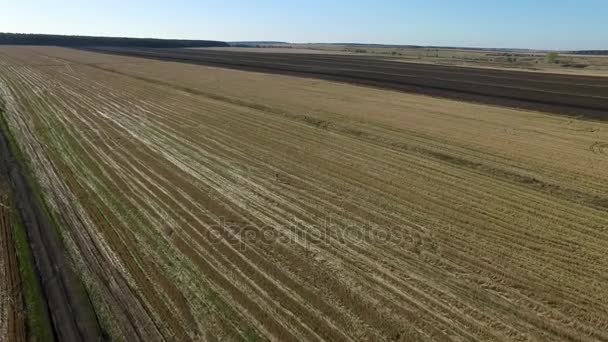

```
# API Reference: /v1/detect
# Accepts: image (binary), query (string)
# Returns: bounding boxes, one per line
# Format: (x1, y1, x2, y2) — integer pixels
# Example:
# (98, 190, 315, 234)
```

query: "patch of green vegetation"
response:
(0, 109, 63, 246)
(204, 288, 263, 341)
(1, 107, 103, 340)
(12, 211, 55, 341)
(1, 106, 54, 341)
(546, 52, 560, 64)
(242, 329, 262, 342)
(4, 107, 114, 339)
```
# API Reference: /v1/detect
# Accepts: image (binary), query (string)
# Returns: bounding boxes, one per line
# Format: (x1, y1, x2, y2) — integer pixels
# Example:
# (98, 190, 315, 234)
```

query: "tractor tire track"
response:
(0, 96, 103, 341)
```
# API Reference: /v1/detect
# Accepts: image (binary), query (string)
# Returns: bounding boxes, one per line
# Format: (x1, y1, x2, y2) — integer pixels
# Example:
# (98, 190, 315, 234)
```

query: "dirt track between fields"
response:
(0, 177, 26, 342)
(0, 105, 102, 341)
(87, 47, 608, 120)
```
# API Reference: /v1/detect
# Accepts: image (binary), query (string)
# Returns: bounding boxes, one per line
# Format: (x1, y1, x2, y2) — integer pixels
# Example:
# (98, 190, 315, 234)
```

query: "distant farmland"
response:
(89, 46, 608, 120)
(1, 46, 608, 341)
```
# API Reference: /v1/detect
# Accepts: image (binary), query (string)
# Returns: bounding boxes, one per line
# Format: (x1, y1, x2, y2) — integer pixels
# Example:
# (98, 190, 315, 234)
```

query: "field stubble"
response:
(0, 46, 608, 341)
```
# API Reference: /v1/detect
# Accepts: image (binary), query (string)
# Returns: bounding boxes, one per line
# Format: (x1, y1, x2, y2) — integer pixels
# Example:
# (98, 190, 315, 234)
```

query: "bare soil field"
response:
(88, 47, 608, 120)
(287, 44, 608, 77)
(1, 46, 608, 341)
(197, 47, 350, 55)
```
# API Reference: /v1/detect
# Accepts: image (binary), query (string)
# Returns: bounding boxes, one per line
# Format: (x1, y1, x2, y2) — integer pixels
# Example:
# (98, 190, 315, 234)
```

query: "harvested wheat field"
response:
(1, 46, 608, 341)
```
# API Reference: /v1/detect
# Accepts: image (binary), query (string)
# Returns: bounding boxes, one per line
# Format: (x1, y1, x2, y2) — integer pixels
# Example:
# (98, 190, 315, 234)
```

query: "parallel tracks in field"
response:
(0, 73, 102, 341)
(0, 193, 27, 342)
(1, 46, 608, 341)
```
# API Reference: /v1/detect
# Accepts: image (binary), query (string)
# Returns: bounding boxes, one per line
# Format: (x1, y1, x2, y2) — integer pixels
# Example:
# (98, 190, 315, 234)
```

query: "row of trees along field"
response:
(0, 33, 229, 48)
(570, 50, 608, 56)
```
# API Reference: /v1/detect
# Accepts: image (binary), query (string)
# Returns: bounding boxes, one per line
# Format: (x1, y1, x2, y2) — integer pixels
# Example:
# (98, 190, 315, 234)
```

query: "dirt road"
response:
(0, 107, 102, 341)
(0, 183, 26, 342)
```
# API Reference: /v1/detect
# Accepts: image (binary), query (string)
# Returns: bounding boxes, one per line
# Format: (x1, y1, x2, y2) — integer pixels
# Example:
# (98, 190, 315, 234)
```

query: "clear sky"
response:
(2, 0, 606, 50)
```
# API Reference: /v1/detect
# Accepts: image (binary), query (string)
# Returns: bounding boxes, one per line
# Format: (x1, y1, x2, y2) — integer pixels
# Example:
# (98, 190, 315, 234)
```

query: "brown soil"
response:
(87, 46, 608, 120)
(0, 187, 26, 342)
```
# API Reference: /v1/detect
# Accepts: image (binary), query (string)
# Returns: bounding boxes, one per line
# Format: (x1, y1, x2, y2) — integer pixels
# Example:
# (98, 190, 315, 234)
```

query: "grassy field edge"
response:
(0, 106, 104, 340)
(11, 209, 55, 341)
(0, 107, 54, 341)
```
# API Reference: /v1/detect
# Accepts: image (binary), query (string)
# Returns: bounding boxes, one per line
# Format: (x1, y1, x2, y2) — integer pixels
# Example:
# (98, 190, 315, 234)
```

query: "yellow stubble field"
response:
(0, 46, 607, 341)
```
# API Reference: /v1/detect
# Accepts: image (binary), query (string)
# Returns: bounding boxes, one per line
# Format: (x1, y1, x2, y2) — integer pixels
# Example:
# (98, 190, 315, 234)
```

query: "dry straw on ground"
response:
(1, 46, 608, 341)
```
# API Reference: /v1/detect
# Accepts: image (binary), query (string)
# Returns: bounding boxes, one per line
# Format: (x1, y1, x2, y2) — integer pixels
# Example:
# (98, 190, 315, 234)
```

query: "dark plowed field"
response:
(87, 47, 608, 120)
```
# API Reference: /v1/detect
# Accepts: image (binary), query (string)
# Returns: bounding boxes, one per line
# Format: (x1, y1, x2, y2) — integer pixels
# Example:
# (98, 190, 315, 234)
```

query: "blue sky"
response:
(2, 0, 606, 50)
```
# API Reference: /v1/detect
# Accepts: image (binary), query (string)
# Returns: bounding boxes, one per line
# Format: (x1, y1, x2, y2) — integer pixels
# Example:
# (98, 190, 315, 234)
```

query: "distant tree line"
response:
(569, 50, 608, 56)
(0, 33, 229, 48)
